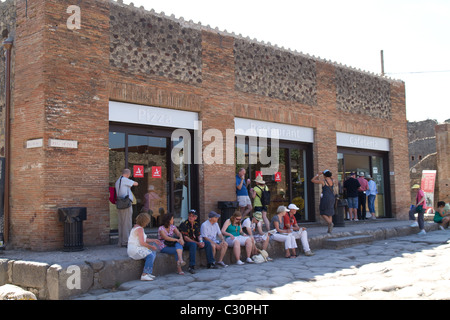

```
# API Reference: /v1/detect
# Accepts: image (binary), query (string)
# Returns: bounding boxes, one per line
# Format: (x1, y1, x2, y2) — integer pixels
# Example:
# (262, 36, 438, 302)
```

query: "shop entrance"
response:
(337, 150, 391, 218)
(109, 123, 197, 230)
(236, 139, 314, 222)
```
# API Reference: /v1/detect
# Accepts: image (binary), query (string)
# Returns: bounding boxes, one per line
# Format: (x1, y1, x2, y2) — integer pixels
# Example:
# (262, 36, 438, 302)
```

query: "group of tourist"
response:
(116, 167, 449, 282)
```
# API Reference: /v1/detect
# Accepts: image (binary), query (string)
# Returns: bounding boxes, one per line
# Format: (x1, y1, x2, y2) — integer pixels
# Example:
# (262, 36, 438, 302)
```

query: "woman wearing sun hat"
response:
(410, 184, 427, 235)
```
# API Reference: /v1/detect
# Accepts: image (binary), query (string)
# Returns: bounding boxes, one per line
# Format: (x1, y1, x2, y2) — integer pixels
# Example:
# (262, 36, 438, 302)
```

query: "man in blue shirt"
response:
(236, 168, 252, 219)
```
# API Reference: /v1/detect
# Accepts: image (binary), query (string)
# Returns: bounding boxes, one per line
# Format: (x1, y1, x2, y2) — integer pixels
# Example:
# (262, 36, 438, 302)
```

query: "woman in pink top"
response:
(410, 184, 427, 235)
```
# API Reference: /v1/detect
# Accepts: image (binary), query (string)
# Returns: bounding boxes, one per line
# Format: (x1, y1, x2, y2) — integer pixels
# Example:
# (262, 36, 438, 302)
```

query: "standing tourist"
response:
(344, 172, 361, 221)
(366, 176, 378, 219)
(236, 168, 252, 220)
(251, 175, 271, 231)
(357, 173, 369, 220)
(410, 184, 427, 235)
(311, 170, 336, 233)
(115, 168, 138, 247)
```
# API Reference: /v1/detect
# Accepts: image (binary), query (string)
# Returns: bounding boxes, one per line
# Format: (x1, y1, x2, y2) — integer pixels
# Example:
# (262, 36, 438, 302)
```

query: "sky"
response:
(121, 0, 450, 123)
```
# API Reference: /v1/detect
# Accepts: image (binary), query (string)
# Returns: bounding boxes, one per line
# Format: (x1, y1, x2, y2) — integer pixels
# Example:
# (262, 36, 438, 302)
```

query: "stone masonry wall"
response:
(110, 2, 202, 85)
(234, 39, 317, 106)
(335, 66, 392, 119)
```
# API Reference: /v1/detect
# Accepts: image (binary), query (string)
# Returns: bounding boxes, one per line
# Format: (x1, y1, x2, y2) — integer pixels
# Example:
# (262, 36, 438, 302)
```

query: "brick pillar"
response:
(199, 31, 236, 222)
(314, 61, 338, 221)
(436, 123, 450, 202)
(389, 81, 410, 219)
(10, 0, 110, 250)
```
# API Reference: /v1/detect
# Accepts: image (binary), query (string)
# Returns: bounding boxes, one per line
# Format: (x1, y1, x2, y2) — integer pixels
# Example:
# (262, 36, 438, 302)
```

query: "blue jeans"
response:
(143, 251, 156, 275)
(160, 243, 183, 260)
(368, 195, 376, 213)
(184, 241, 215, 266)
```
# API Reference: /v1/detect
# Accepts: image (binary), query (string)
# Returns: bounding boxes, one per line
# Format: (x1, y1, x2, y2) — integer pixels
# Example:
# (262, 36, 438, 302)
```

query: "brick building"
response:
(0, 0, 410, 251)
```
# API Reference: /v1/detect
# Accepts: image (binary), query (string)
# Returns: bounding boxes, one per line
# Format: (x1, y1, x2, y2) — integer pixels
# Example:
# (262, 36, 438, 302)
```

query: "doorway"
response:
(337, 150, 390, 218)
(236, 138, 314, 222)
(109, 123, 197, 230)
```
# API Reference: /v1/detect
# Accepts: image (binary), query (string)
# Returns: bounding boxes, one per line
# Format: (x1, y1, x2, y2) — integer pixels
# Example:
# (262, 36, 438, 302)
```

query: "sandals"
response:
(177, 260, 186, 267)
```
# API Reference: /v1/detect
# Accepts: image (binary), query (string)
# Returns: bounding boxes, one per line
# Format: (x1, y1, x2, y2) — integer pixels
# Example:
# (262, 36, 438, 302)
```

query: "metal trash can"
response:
(217, 201, 239, 227)
(58, 207, 87, 252)
(333, 198, 347, 227)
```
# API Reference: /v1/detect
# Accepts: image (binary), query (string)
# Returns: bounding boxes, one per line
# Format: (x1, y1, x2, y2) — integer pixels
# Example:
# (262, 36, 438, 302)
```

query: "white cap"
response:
(287, 204, 299, 210)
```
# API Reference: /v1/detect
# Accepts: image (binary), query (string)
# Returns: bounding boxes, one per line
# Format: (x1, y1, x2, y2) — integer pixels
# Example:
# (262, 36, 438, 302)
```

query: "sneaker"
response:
(418, 229, 427, 235)
(207, 263, 218, 269)
(410, 221, 419, 227)
(188, 266, 196, 274)
(246, 257, 254, 263)
(216, 261, 228, 268)
(304, 250, 315, 257)
(140, 274, 154, 281)
(236, 260, 244, 265)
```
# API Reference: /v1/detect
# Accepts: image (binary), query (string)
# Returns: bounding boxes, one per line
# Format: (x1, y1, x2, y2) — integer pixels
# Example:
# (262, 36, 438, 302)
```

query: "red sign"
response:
(152, 166, 162, 179)
(275, 172, 281, 182)
(133, 165, 144, 178)
(255, 171, 262, 179)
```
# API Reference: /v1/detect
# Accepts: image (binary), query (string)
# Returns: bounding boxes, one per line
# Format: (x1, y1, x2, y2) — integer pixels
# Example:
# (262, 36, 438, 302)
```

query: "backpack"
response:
(256, 186, 270, 206)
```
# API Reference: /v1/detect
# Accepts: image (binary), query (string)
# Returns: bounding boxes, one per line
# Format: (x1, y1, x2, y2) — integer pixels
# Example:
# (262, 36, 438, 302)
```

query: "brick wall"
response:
(6, 0, 409, 250)
(436, 124, 450, 202)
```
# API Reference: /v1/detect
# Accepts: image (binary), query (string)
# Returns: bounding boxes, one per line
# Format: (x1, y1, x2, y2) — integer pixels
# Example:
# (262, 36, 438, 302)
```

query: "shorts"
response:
(347, 197, 358, 209)
(237, 196, 252, 207)
(225, 235, 250, 247)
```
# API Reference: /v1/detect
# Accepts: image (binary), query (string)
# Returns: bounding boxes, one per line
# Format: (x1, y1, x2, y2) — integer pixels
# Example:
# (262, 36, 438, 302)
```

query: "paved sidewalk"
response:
(0, 219, 425, 265)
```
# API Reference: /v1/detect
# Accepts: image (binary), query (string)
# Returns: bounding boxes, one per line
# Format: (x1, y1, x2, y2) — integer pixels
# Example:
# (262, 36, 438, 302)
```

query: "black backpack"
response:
(256, 186, 270, 206)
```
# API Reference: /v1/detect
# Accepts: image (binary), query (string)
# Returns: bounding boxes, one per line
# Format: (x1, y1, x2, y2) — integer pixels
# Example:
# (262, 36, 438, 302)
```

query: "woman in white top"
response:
(127, 212, 161, 281)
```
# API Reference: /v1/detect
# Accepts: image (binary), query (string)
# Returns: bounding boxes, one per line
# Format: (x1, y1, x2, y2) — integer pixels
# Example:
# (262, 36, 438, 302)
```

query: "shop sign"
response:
(274, 172, 282, 182)
(336, 132, 390, 152)
(48, 139, 78, 149)
(152, 166, 162, 179)
(421, 170, 436, 208)
(133, 165, 144, 178)
(26, 138, 44, 149)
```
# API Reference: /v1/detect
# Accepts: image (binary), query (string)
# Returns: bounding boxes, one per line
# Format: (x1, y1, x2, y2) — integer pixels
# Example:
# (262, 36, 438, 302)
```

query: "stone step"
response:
(324, 235, 375, 250)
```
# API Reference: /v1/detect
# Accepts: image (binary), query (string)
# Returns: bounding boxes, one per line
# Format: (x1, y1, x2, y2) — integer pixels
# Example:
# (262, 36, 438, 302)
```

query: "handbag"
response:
(116, 177, 132, 209)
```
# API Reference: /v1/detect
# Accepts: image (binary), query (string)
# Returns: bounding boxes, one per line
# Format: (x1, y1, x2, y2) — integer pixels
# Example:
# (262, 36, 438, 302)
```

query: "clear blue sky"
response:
(122, 0, 450, 123)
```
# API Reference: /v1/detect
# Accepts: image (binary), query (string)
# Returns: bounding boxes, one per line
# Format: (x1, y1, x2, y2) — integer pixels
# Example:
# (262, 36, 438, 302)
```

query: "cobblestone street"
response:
(74, 230, 450, 300)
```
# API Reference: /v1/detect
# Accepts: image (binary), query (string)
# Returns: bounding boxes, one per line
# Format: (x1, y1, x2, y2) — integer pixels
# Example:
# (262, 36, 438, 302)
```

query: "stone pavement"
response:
(1, 218, 446, 300)
(72, 222, 450, 300)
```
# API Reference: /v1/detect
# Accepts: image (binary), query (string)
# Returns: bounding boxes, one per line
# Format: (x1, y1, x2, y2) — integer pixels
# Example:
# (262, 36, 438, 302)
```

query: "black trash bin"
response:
(333, 198, 347, 227)
(58, 207, 87, 252)
(217, 201, 239, 227)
